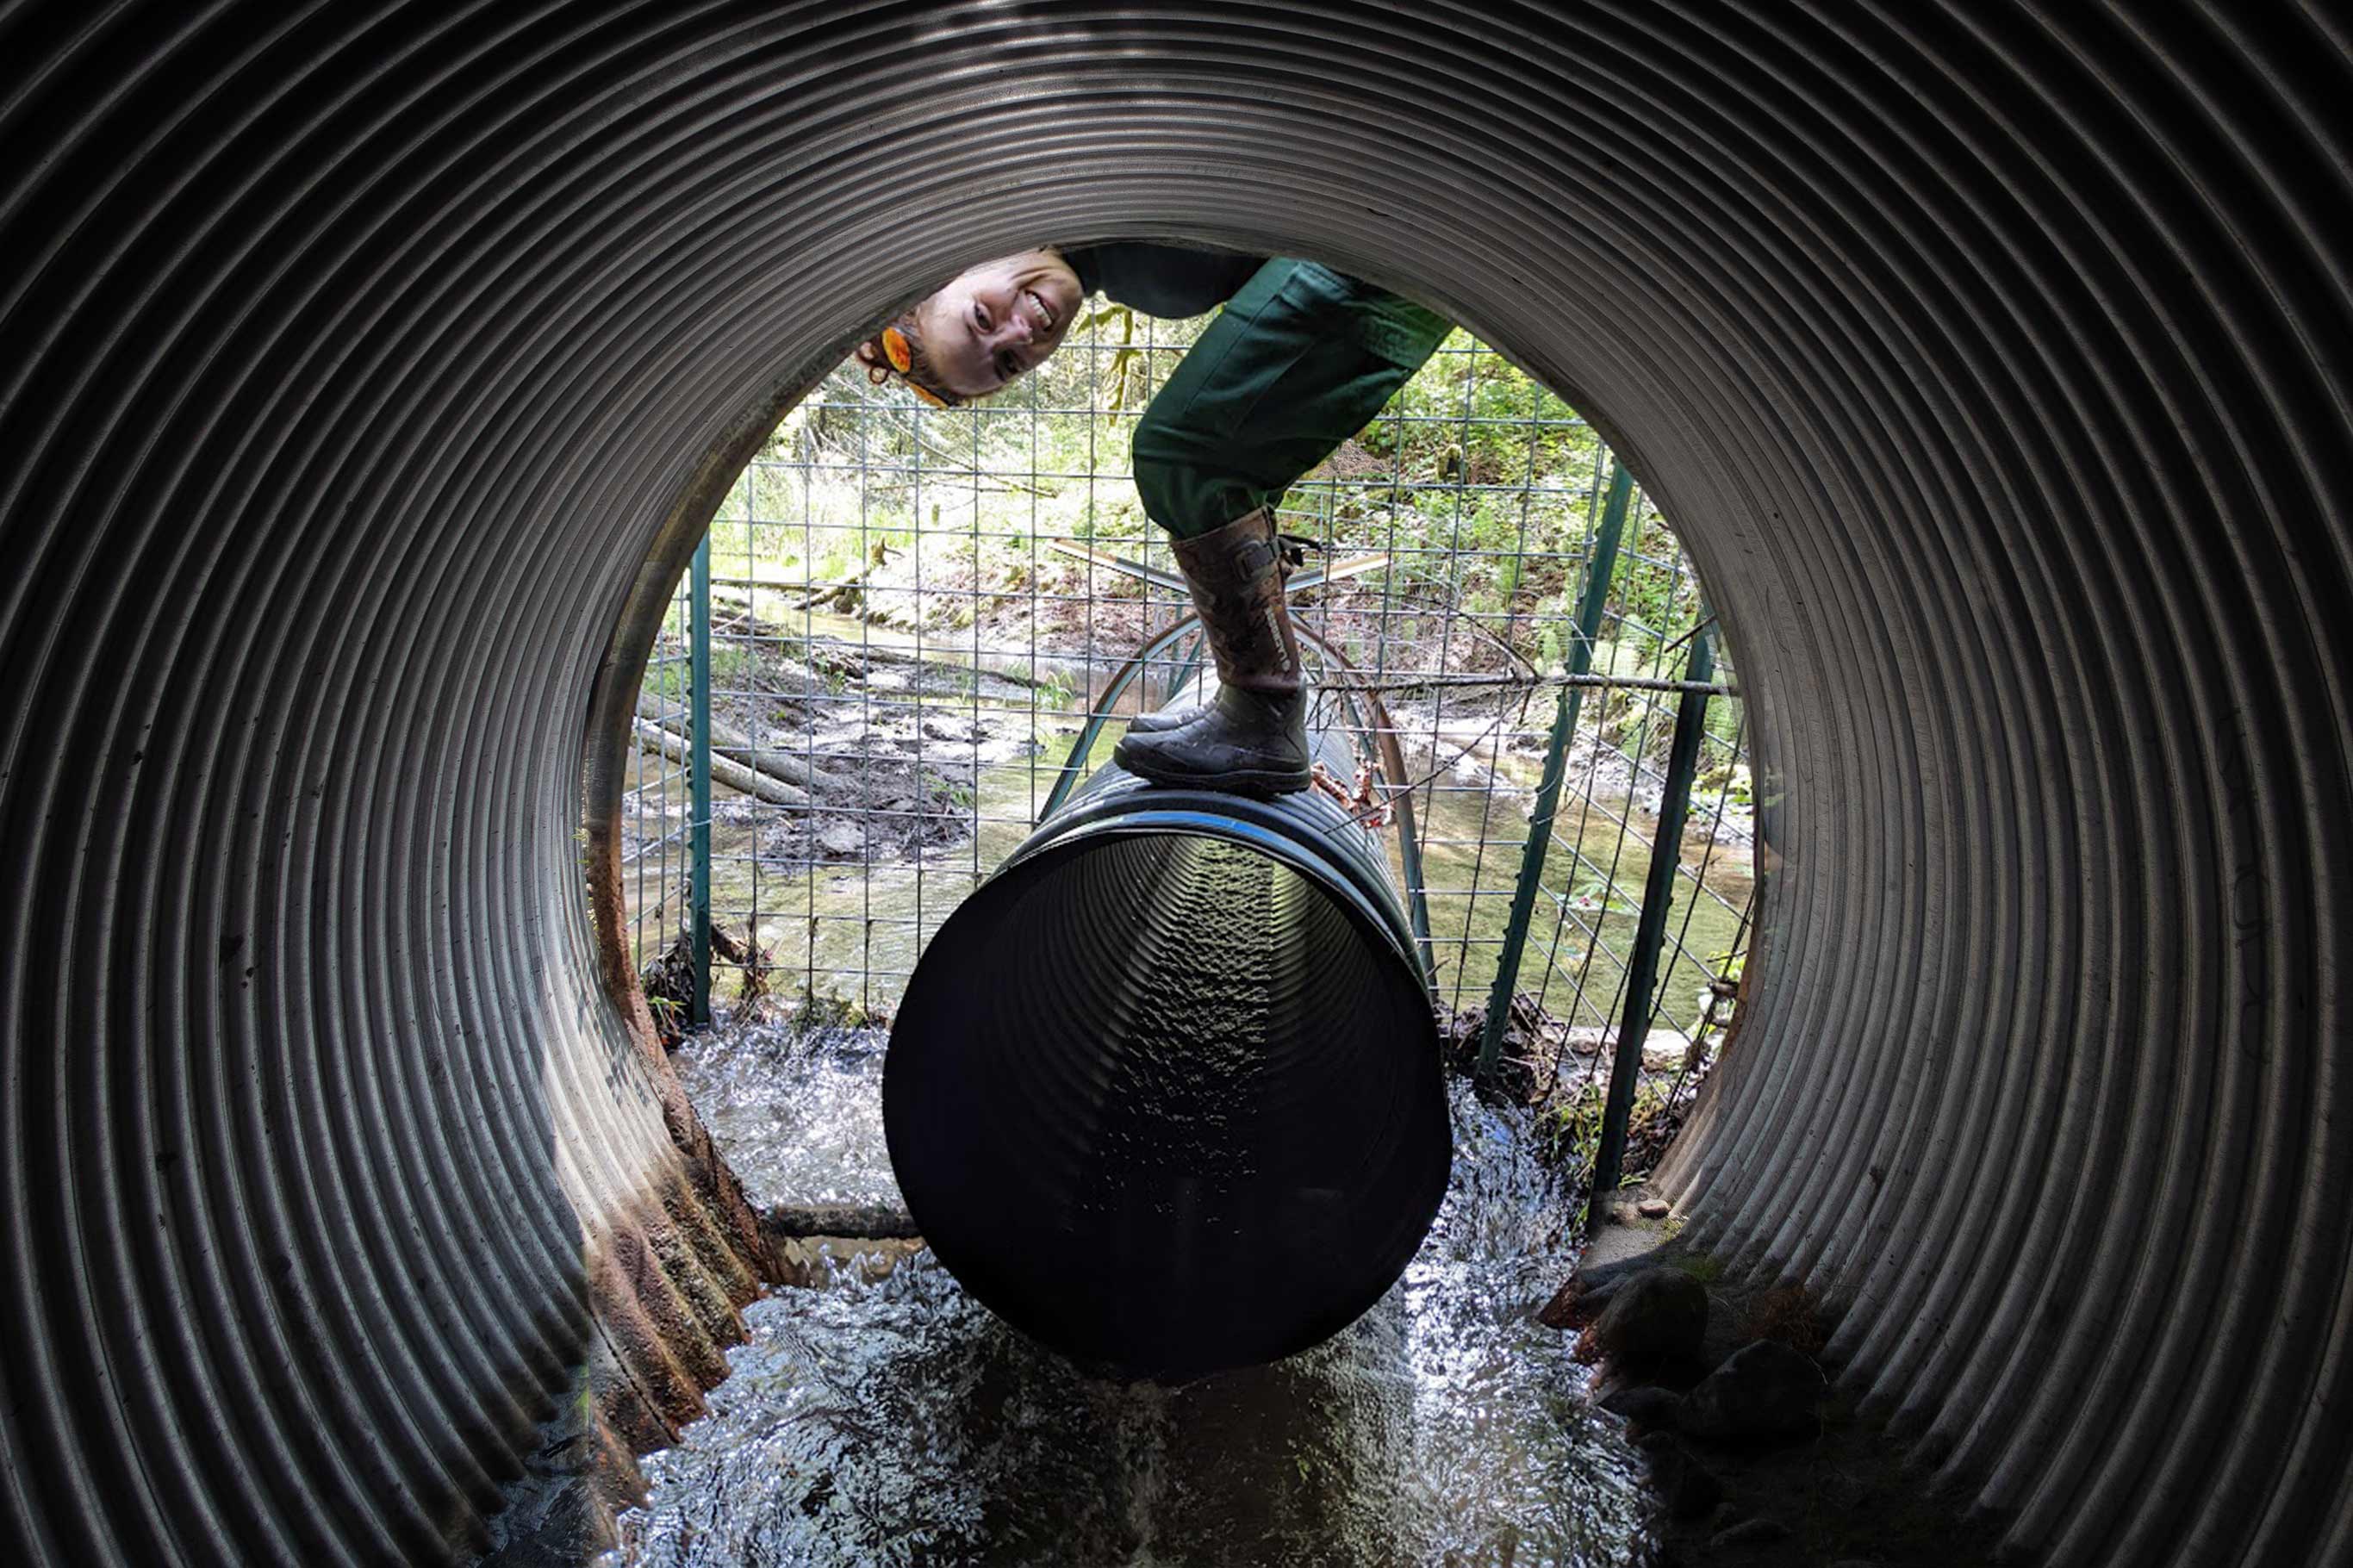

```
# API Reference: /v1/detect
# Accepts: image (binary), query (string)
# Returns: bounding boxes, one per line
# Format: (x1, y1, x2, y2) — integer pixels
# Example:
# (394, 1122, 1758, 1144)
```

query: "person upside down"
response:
(856, 244, 1451, 798)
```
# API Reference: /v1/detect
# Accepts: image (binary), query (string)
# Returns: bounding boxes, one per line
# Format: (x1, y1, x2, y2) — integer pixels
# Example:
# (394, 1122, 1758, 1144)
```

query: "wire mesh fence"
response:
(619, 303, 1755, 1100)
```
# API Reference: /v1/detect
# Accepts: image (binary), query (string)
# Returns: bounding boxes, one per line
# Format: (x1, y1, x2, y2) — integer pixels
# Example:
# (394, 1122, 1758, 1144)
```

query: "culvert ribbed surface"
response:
(2, 4, 2348, 1565)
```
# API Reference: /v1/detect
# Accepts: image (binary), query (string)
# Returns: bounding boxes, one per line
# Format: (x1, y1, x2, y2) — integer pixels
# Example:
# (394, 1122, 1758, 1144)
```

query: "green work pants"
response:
(1130, 258, 1453, 539)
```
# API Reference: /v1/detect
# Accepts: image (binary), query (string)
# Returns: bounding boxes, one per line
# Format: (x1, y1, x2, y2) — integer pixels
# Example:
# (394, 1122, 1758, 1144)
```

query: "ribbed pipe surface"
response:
(886, 742, 1450, 1381)
(2, 3, 2348, 1565)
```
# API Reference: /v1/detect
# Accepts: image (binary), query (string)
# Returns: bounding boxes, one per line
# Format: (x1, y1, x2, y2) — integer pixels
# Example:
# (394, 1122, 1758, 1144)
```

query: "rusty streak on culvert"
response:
(2, 4, 2349, 1565)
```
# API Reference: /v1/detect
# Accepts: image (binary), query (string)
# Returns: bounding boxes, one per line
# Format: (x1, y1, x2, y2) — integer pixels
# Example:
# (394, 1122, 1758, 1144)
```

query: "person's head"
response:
(857, 249, 1084, 405)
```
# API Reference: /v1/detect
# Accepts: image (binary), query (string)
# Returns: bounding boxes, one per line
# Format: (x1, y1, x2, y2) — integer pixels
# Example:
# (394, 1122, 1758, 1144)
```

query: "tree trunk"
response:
(632, 719, 810, 808)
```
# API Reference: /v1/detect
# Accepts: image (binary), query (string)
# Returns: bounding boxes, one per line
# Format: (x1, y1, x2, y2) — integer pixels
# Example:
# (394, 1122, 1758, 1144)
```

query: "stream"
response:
(626, 607, 1752, 1033)
(608, 1020, 1647, 1567)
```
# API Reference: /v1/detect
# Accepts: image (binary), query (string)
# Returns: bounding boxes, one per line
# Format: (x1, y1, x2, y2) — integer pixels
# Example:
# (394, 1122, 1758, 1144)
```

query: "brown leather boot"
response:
(1112, 507, 1311, 796)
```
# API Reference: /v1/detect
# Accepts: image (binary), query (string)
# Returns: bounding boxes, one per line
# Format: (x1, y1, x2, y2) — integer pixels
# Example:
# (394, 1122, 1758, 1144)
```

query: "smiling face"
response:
(909, 250, 1084, 398)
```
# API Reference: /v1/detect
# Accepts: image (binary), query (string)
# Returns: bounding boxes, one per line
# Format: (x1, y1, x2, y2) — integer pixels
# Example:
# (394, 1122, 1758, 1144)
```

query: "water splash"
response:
(669, 1019, 899, 1209)
(617, 1027, 1645, 1566)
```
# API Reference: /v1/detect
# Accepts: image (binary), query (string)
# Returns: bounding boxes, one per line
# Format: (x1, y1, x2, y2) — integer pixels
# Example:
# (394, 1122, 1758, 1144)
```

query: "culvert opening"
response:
(591, 246, 1757, 1562)
(600, 264, 1756, 1051)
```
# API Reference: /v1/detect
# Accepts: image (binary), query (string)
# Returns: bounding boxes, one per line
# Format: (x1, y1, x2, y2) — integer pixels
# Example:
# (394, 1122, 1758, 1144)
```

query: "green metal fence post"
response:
(1476, 458, 1635, 1081)
(688, 533, 713, 1029)
(1585, 617, 1716, 1232)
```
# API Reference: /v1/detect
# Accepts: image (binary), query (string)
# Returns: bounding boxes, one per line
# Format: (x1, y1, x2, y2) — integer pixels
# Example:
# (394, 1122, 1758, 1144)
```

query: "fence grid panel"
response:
(618, 311, 1757, 1104)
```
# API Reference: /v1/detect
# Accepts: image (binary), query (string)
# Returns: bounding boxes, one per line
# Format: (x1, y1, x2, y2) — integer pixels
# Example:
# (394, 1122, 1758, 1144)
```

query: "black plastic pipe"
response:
(886, 722, 1449, 1381)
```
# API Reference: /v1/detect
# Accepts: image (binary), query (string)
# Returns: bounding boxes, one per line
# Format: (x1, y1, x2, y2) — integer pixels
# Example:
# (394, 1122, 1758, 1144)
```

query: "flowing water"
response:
(612, 1023, 1646, 1567)
(669, 1020, 901, 1210)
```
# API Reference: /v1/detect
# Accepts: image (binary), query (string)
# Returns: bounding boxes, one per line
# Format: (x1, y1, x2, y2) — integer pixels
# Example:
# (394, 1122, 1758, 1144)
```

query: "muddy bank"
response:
(632, 587, 1753, 887)
(635, 610, 1071, 870)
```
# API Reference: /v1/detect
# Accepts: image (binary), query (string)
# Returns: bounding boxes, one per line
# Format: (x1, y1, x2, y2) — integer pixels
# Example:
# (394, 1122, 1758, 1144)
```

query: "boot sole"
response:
(1114, 749, 1311, 800)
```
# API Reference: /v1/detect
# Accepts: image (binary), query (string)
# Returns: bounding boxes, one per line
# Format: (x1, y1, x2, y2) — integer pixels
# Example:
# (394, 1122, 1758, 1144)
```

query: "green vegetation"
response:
(698, 318, 1719, 707)
(1675, 1252, 1727, 1285)
(641, 641, 759, 705)
(1409, 775, 1752, 1029)
(627, 307, 1756, 1023)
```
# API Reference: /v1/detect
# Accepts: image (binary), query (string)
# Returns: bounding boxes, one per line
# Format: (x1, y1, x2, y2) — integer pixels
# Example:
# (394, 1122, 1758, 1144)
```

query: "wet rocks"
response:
(1590, 1266, 1709, 1368)
(477, 1476, 614, 1568)
(1599, 1382, 1684, 1434)
(815, 818, 866, 858)
(1598, 1254, 2001, 1568)
(471, 1374, 642, 1568)
(1680, 1338, 1827, 1443)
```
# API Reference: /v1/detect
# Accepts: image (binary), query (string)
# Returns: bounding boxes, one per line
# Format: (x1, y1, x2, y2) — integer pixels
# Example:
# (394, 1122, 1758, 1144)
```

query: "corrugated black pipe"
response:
(886, 723, 1449, 1381)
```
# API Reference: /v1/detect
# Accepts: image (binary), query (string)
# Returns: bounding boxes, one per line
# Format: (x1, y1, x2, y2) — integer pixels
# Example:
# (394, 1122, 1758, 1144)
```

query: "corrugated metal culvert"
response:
(1, 3, 2346, 1565)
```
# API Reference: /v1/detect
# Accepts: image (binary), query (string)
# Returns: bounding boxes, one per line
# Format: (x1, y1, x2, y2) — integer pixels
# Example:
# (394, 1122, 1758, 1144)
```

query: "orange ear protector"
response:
(863, 325, 958, 408)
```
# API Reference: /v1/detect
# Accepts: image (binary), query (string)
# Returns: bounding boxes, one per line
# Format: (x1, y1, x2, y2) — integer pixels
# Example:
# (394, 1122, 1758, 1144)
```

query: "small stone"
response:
(1709, 1515, 1792, 1549)
(1599, 1383, 1684, 1433)
(1681, 1338, 1827, 1442)
(1637, 1198, 1672, 1219)
(1591, 1266, 1710, 1368)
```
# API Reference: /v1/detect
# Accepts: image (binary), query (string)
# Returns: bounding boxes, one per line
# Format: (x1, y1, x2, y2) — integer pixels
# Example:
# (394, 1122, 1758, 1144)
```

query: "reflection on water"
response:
(612, 1030, 1644, 1568)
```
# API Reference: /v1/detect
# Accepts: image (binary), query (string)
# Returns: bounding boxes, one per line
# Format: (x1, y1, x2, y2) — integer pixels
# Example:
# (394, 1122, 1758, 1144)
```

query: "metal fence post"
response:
(1586, 617, 1716, 1231)
(1476, 457, 1635, 1080)
(688, 532, 713, 1029)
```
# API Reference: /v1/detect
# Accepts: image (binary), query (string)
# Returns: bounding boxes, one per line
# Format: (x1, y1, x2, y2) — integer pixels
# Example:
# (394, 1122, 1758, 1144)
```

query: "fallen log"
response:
(705, 713, 826, 791)
(635, 699, 827, 791)
(794, 544, 890, 612)
(706, 583, 1064, 694)
(763, 1202, 920, 1240)
(836, 639, 1061, 694)
(632, 719, 809, 808)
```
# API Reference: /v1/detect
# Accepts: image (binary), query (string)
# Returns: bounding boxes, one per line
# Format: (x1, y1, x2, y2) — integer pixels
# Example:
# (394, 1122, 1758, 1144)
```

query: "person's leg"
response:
(1116, 260, 1449, 790)
(1131, 258, 1452, 539)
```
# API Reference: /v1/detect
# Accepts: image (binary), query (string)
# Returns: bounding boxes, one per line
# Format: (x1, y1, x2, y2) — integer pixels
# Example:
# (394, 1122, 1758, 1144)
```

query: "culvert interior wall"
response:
(1, 4, 2348, 1566)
